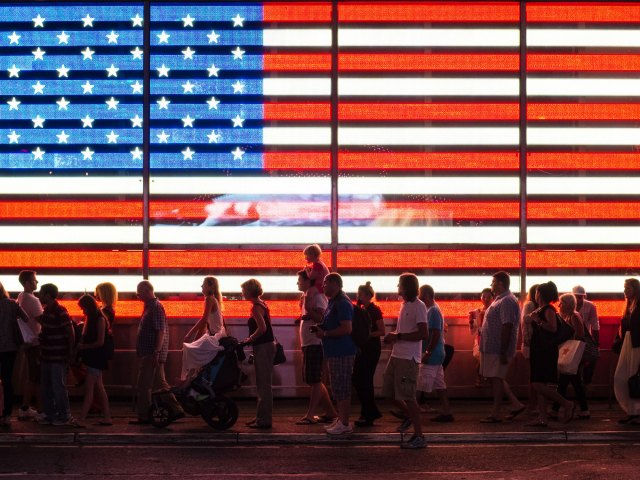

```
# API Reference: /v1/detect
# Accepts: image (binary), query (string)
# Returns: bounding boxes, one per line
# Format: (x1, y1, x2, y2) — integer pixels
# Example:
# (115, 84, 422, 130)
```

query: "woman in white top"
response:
(181, 276, 226, 380)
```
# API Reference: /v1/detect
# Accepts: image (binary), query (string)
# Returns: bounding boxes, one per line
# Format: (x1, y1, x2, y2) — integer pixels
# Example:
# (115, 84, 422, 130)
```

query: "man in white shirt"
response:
(16, 270, 44, 421)
(572, 285, 600, 385)
(383, 273, 428, 449)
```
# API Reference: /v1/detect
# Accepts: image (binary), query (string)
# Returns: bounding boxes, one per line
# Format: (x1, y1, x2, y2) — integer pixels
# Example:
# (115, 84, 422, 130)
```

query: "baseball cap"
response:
(572, 285, 586, 296)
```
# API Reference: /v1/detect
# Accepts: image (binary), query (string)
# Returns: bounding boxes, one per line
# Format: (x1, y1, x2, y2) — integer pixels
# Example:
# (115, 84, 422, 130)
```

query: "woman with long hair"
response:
(614, 278, 640, 424)
(95, 282, 117, 328)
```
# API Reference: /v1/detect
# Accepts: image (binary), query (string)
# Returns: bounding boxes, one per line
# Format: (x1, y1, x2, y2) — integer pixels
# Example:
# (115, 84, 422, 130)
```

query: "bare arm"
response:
(536, 307, 557, 332)
(244, 304, 267, 344)
(386, 322, 428, 343)
(184, 296, 215, 342)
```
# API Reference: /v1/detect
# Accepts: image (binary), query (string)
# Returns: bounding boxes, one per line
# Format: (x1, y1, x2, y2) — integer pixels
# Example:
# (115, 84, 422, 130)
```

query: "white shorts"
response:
(417, 364, 446, 393)
(480, 353, 510, 379)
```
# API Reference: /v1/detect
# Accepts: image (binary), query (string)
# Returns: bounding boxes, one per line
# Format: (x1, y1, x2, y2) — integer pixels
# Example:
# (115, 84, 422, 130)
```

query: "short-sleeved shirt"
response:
(425, 303, 446, 366)
(299, 287, 327, 347)
(578, 300, 599, 333)
(136, 297, 169, 361)
(391, 299, 428, 363)
(320, 292, 356, 358)
(39, 301, 73, 363)
(480, 290, 520, 357)
(17, 291, 44, 338)
(310, 261, 330, 286)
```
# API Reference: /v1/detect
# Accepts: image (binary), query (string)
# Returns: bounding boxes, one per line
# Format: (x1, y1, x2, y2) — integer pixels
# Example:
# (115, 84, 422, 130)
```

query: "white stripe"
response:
(339, 177, 519, 195)
(263, 78, 330, 96)
(527, 276, 631, 295)
(528, 226, 640, 244)
(150, 226, 330, 244)
(529, 127, 640, 146)
(0, 177, 142, 195)
(150, 176, 330, 195)
(528, 78, 640, 97)
(263, 127, 330, 145)
(339, 226, 519, 244)
(263, 29, 331, 47)
(528, 29, 640, 47)
(339, 127, 519, 146)
(339, 28, 519, 47)
(0, 275, 139, 295)
(0, 226, 141, 243)
(340, 78, 519, 97)
(528, 177, 640, 195)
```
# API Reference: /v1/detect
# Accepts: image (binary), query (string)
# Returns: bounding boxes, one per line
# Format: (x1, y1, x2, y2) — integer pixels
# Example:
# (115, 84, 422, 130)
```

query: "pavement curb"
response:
(0, 433, 76, 444)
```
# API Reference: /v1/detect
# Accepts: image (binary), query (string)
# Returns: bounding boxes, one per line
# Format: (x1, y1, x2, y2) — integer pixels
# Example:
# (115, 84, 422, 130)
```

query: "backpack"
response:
(351, 303, 372, 350)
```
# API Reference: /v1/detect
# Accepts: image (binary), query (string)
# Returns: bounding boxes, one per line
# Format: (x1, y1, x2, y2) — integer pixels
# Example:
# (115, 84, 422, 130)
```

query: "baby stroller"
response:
(150, 336, 245, 429)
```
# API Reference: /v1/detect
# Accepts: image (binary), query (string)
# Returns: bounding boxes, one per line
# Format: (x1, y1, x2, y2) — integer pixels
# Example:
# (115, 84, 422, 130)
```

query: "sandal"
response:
(506, 406, 526, 421)
(295, 417, 317, 425)
(313, 415, 337, 424)
(479, 416, 502, 424)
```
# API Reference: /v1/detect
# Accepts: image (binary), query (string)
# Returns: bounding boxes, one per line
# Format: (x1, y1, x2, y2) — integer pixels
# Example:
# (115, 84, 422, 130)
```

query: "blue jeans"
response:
(41, 362, 70, 421)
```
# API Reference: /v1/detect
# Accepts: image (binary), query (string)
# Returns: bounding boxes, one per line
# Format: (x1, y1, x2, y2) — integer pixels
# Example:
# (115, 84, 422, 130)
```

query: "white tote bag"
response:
(557, 339, 585, 375)
(17, 320, 38, 345)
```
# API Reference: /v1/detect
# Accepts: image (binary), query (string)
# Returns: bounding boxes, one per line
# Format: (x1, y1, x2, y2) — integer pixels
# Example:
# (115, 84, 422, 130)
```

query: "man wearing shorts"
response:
(383, 273, 428, 449)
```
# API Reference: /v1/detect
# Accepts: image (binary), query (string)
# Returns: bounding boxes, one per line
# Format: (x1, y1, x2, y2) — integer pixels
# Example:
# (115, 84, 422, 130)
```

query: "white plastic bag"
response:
(557, 339, 585, 375)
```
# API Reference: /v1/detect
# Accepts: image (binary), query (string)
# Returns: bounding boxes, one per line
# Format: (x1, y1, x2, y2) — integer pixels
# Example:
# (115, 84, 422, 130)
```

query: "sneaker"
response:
(401, 435, 427, 449)
(430, 414, 454, 423)
(396, 417, 412, 433)
(34, 412, 48, 423)
(577, 410, 591, 420)
(37, 416, 53, 425)
(53, 416, 85, 428)
(323, 418, 339, 431)
(325, 421, 353, 436)
(18, 407, 37, 421)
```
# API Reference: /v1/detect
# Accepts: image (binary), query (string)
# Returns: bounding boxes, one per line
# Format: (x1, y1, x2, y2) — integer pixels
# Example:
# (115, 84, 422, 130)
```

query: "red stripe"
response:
(263, 152, 330, 170)
(528, 152, 640, 170)
(337, 250, 520, 269)
(0, 251, 141, 269)
(264, 103, 331, 121)
(529, 54, 640, 72)
(341, 202, 519, 221)
(528, 250, 640, 269)
(528, 202, 640, 220)
(529, 103, 640, 121)
(263, 53, 330, 72)
(339, 152, 520, 170)
(340, 103, 518, 121)
(527, 3, 640, 23)
(340, 53, 519, 72)
(149, 250, 332, 269)
(263, 3, 332, 22)
(339, 2, 519, 23)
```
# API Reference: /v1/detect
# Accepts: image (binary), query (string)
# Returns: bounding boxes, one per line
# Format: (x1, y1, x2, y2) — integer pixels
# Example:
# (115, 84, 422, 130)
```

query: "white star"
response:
(182, 115, 194, 127)
(156, 97, 170, 109)
(131, 146, 143, 160)
(207, 63, 220, 77)
(207, 30, 220, 43)
(106, 131, 119, 144)
(81, 115, 95, 128)
(32, 115, 45, 128)
(232, 81, 245, 93)
(182, 14, 195, 27)
(131, 13, 143, 27)
(105, 97, 119, 110)
(7, 97, 20, 110)
(130, 46, 143, 60)
(231, 46, 245, 60)
(156, 130, 170, 143)
(56, 64, 70, 78)
(231, 147, 245, 160)
(81, 147, 95, 160)
(157, 64, 170, 77)
(182, 46, 195, 60)
(56, 131, 70, 144)
(207, 96, 220, 110)
(32, 147, 45, 160)
(8, 65, 20, 78)
(232, 14, 245, 27)
(81, 81, 94, 94)
(57, 31, 70, 44)
(181, 80, 195, 93)
(8, 131, 20, 144)
(131, 115, 143, 127)
(82, 14, 95, 27)
(106, 64, 119, 77)
(182, 147, 195, 160)
(207, 130, 221, 143)
(232, 114, 245, 128)
(8, 32, 20, 45)
(157, 30, 170, 44)
(32, 47, 46, 60)
(32, 81, 45, 94)
(106, 31, 119, 44)
(56, 97, 70, 110)
(81, 47, 95, 60)
(32, 14, 45, 27)
(131, 81, 143, 94)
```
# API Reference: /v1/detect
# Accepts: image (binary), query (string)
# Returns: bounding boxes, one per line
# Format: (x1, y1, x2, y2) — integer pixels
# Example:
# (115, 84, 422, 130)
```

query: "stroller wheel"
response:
(149, 399, 172, 428)
(200, 396, 238, 430)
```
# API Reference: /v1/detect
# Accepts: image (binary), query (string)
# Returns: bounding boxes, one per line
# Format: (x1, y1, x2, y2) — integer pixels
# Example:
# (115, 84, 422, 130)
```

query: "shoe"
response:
(37, 416, 54, 425)
(245, 418, 257, 426)
(401, 435, 427, 449)
(325, 421, 353, 436)
(577, 410, 591, 420)
(430, 414, 454, 423)
(314, 415, 337, 424)
(56, 417, 85, 428)
(396, 417, 412, 433)
(34, 412, 48, 423)
(128, 419, 150, 425)
(506, 405, 526, 421)
(354, 418, 374, 427)
(295, 417, 318, 425)
(479, 416, 501, 423)
(248, 423, 272, 429)
(563, 403, 576, 423)
(18, 407, 37, 421)
(323, 418, 339, 430)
